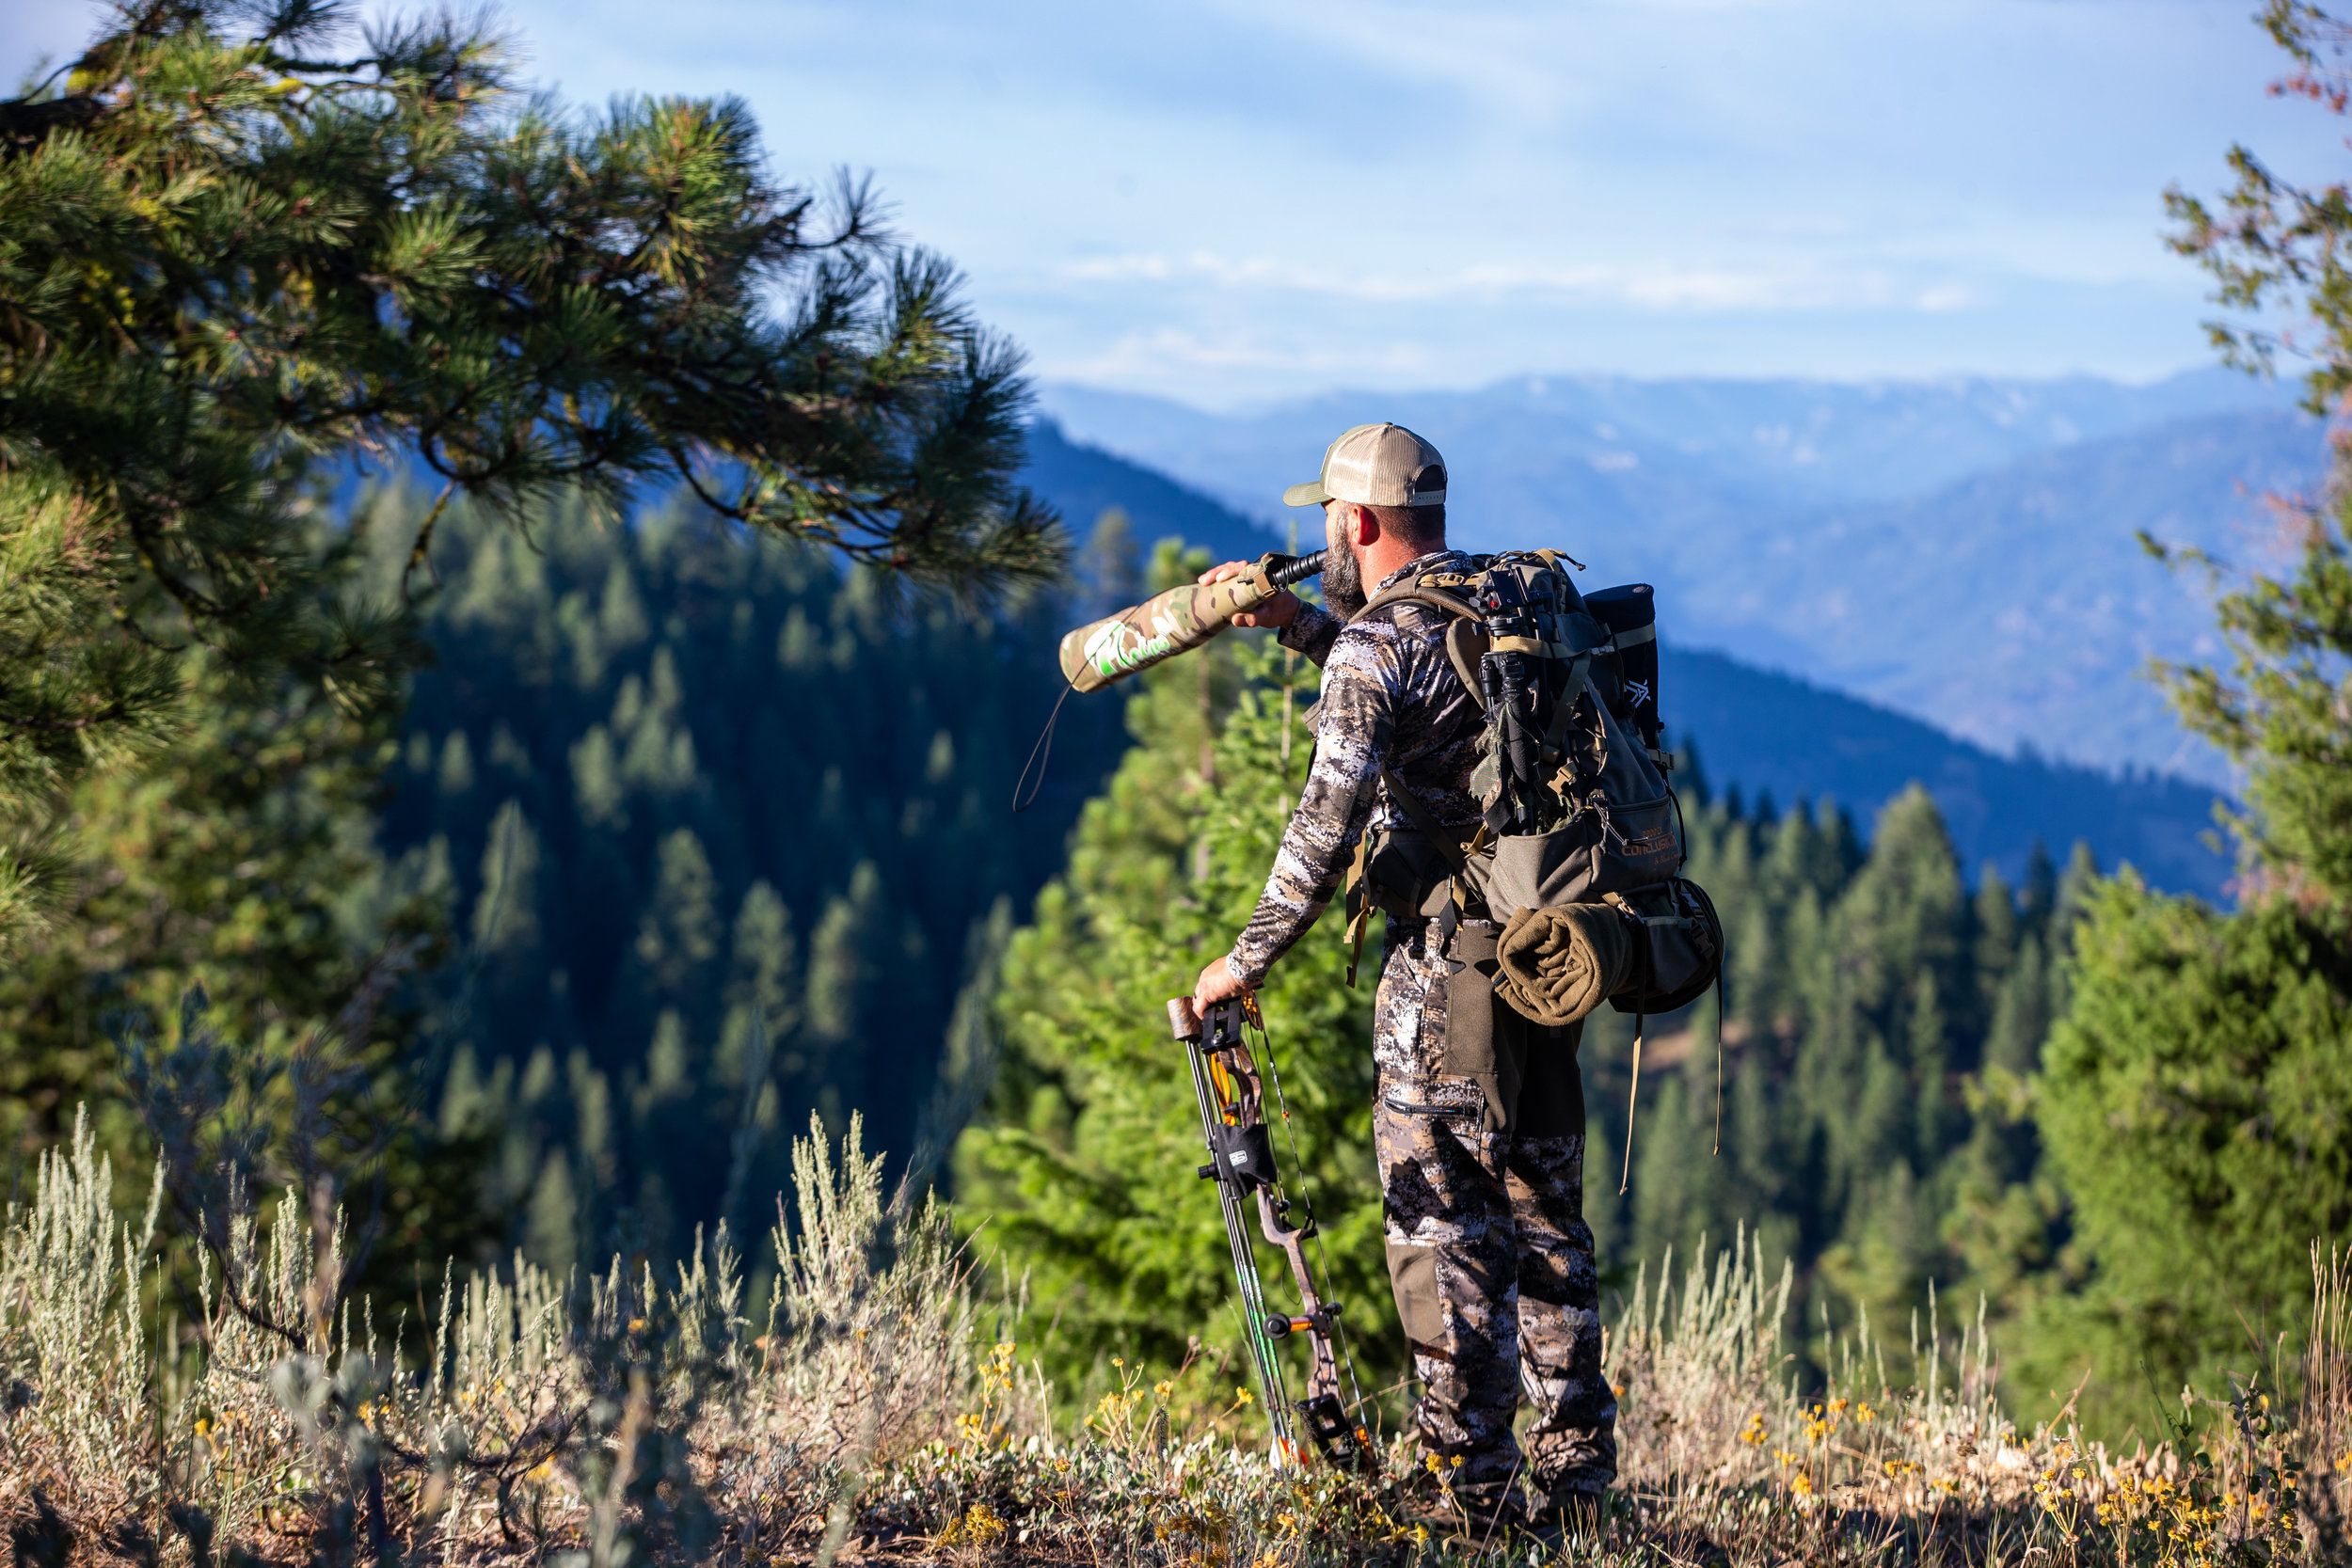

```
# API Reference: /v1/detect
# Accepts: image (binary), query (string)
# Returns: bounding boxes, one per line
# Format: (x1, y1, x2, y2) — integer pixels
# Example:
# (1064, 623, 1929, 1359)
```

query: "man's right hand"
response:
(1200, 560, 1301, 629)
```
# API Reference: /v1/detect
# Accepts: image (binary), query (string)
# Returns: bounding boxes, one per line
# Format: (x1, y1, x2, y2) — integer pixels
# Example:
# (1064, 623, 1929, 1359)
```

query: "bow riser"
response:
(1169, 995, 1373, 1471)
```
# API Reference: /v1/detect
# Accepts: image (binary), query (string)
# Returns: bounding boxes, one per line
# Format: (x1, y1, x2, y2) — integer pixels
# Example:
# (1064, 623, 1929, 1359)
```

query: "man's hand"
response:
(1200, 560, 1300, 629)
(1193, 953, 1249, 1013)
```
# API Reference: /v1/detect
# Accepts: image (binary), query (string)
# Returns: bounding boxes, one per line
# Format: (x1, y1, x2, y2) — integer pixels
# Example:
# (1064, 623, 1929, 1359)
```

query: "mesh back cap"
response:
(1281, 422, 1448, 509)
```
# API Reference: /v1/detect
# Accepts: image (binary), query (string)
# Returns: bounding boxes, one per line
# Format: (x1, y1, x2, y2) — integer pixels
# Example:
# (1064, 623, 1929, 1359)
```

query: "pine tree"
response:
(1078, 507, 1143, 615)
(2018, 1, 2352, 1436)
(803, 861, 888, 1125)
(2031, 886, 2351, 1432)
(0, 648, 491, 1295)
(957, 546, 1392, 1398)
(571, 728, 629, 832)
(1970, 866, 2019, 1056)
(439, 1045, 488, 1140)
(722, 881, 800, 1077)
(0, 0, 1059, 940)
(628, 828, 723, 1017)
(472, 799, 545, 958)
(437, 731, 479, 805)
(525, 1150, 580, 1275)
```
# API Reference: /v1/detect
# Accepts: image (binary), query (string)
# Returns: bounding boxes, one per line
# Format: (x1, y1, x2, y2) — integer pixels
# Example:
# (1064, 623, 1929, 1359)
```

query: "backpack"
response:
(1339, 550, 1724, 1030)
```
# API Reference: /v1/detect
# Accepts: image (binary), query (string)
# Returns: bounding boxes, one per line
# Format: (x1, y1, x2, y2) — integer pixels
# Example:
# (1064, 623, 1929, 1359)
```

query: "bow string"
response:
(1169, 993, 1375, 1469)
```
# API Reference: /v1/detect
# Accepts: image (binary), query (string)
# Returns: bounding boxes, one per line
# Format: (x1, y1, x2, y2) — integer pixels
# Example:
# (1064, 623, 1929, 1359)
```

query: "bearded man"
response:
(1191, 422, 1616, 1536)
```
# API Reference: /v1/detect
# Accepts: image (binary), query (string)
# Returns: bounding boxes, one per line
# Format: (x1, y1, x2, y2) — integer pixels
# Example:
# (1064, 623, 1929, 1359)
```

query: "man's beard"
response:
(1322, 546, 1367, 620)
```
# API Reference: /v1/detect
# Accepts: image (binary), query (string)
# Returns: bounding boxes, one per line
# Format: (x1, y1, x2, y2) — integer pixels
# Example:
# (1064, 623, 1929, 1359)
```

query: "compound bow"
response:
(1168, 992, 1375, 1470)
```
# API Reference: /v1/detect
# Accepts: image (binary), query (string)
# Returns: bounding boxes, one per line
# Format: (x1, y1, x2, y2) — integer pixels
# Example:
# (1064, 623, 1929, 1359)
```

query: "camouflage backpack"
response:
(1341, 549, 1723, 1028)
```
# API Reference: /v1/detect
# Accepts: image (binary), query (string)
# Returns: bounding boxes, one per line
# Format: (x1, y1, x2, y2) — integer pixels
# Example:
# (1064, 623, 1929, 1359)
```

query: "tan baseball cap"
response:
(1282, 422, 1449, 509)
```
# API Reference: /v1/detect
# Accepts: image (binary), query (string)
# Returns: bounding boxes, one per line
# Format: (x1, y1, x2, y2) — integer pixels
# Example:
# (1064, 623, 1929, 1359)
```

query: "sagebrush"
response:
(1, 1111, 2344, 1566)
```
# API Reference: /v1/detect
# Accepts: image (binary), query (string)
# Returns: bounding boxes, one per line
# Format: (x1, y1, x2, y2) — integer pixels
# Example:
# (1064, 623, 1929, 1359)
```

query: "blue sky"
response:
(9, 0, 2344, 407)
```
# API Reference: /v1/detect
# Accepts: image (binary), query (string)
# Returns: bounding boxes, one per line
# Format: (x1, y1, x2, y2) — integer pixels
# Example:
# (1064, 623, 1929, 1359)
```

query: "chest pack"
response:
(1339, 550, 1724, 1033)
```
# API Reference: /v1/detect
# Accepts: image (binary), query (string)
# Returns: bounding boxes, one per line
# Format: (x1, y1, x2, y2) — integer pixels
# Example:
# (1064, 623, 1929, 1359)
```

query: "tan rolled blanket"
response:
(1493, 901, 1637, 1028)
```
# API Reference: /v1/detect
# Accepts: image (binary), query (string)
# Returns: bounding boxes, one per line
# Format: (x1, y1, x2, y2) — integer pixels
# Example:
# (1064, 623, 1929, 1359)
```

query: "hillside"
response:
(1033, 372, 2320, 783)
(1022, 417, 1284, 562)
(1019, 422, 2232, 896)
(1038, 366, 2292, 517)
(1689, 408, 2321, 784)
(1662, 646, 2225, 894)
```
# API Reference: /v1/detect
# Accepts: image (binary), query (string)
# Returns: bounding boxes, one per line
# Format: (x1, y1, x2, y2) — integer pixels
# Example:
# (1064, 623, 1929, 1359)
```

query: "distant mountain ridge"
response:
(1034, 370, 2319, 783)
(1040, 366, 2292, 515)
(1662, 646, 2225, 895)
(1021, 418, 1282, 563)
(1016, 419, 2233, 898)
(1690, 407, 2320, 783)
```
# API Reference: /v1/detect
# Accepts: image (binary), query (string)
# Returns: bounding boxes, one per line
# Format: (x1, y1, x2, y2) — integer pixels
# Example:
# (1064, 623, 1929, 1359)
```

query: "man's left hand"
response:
(1193, 954, 1248, 1013)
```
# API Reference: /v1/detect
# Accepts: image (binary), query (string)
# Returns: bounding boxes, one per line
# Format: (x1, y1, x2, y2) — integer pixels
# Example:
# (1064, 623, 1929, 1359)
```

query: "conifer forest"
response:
(0, 2, 2347, 1564)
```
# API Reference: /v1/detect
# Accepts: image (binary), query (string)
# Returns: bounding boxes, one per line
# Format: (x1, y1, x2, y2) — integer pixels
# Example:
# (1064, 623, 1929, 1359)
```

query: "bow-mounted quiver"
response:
(1170, 994, 1373, 1470)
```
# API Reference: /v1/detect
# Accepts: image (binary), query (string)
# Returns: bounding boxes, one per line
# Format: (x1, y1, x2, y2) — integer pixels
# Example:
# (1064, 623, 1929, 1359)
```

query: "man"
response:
(1191, 422, 1615, 1533)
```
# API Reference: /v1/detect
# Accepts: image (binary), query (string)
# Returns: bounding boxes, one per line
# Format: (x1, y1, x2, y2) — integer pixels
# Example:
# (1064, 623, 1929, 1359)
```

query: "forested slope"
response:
(358, 441, 2211, 1297)
(1030, 422, 2232, 896)
(358, 483, 1122, 1271)
(952, 545, 2099, 1432)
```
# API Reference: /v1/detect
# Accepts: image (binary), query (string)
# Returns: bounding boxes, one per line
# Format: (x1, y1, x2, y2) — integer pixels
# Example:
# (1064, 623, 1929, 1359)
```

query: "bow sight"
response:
(1169, 993, 1374, 1470)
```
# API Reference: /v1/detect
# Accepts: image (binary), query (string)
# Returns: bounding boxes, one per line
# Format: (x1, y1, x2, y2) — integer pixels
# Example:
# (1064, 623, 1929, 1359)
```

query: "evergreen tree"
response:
(0, 645, 491, 1298)
(1078, 507, 1144, 617)
(956, 545, 1392, 1400)
(628, 829, 723, 1023)
(722, 881, 800, 1079)
(0, 0, 1058, 940)
(351, 480, 1122, 1271)
(525, 1150, 580, 1275)
(473, 799, 546, 958)
(2017, 1, 2352, 1437)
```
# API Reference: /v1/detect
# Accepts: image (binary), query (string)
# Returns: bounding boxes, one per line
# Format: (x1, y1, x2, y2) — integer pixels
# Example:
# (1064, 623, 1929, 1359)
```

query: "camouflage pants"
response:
(1372, 915, 1617, 1506)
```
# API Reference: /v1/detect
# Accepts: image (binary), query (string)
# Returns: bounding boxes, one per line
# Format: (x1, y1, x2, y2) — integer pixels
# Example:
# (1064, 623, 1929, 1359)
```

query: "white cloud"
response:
(1043, 326, 1439, 385)
(1055, 250, 1980, 314)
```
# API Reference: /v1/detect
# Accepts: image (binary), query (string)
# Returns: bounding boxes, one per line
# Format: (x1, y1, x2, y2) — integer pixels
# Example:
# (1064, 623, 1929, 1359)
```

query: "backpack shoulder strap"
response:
(1350, 582, 1481, 626)
(1343, 564, 1489, 704)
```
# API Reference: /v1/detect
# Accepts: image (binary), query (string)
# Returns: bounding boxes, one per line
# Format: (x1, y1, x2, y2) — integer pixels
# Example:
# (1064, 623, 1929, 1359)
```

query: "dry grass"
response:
(1, 1110, 2344, 1567)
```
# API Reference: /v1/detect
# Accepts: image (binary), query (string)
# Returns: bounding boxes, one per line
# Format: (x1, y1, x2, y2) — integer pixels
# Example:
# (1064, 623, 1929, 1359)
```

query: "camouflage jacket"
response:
(1226, 549, 1485, 989)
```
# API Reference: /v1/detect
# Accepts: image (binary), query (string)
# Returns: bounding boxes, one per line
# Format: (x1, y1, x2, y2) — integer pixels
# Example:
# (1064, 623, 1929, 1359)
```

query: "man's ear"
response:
(1343, 502, 1378, 548)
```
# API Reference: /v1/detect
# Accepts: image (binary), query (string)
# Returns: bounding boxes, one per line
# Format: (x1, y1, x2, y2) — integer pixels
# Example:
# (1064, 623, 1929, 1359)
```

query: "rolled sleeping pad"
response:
(1057, 549, 1327, 693)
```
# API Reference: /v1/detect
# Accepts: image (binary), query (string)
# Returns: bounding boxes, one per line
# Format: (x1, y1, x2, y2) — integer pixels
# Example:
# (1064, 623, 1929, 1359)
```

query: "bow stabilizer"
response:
(1169, 993, 1374, 1470)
